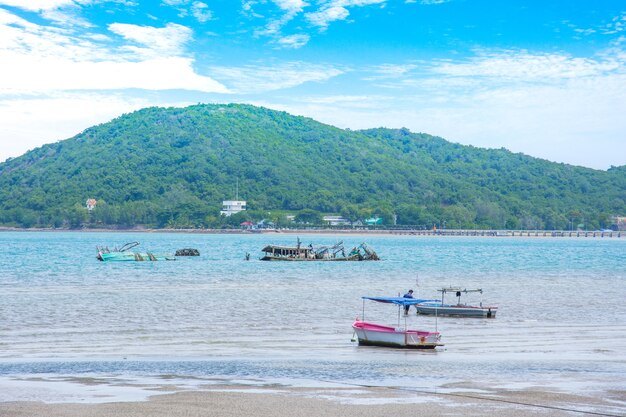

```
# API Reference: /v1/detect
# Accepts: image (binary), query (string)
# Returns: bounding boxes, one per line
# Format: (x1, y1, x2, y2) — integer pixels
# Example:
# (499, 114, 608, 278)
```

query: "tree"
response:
(442, 204, 474, 229)
(340, 204, 361, 225)
(395, 204, 424, 226)
(67, 203, 88, 228)
(223, 211, 252, 227)
(294, 209, 323, 225)
(372, 205, 395, 225)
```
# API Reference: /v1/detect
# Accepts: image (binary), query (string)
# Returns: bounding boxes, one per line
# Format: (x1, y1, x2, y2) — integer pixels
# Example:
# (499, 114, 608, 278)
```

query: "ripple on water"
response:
(0, 232, 625, 396)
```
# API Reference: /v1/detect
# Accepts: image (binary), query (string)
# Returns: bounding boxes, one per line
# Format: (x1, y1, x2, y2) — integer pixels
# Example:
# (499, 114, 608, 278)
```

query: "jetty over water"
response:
(129, 227, 624, 238)
(391, 229, 623, 238)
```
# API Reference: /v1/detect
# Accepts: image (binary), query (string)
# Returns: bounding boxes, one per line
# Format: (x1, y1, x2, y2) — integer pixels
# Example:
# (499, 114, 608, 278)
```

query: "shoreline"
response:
(1, 381, 623, 417)
(0, 226, 623, 238)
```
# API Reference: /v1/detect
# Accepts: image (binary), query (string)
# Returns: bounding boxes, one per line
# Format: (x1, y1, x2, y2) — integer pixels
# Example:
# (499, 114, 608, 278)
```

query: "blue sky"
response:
(1, 1, 625, 169)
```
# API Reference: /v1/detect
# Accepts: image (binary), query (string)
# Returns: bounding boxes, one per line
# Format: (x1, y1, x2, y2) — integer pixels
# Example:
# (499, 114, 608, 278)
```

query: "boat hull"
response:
(260, 255, 361, 261)
(414, 304, 497, 318)
(352, 320, 442, 349)
(260, 241, 379, 261)
(98, 252, 176, 261)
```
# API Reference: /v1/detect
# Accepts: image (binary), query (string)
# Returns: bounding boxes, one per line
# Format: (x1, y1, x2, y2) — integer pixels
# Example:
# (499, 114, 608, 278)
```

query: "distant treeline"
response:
(0, 104, 624, 230)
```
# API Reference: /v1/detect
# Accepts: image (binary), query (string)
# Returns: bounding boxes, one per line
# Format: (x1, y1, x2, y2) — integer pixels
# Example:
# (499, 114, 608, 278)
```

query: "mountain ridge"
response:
(0, 103, 624, 229)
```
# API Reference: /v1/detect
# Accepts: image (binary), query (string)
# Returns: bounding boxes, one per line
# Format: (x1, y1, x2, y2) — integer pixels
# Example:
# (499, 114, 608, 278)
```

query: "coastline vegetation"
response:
(0, 104, 624, 230)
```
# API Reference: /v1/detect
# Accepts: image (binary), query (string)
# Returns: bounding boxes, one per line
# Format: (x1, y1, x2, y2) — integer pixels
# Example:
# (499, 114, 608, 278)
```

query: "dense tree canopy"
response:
(0, 103, 624, 230)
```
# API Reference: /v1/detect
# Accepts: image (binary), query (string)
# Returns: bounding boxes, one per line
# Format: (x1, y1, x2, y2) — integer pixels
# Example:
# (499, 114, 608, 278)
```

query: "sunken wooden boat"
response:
(260, 239, 379, 261)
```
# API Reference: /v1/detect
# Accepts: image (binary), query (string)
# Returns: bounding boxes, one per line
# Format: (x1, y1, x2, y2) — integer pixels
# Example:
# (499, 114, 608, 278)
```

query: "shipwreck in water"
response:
(260, 239, 379, 261)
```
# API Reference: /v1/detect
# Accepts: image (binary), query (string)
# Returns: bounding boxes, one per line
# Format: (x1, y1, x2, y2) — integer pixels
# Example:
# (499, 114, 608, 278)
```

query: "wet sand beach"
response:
(1, 383, 624, 417)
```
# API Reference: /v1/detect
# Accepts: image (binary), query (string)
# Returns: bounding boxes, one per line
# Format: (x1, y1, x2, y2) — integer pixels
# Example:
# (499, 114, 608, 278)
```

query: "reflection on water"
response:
(1, 232, 625, 395)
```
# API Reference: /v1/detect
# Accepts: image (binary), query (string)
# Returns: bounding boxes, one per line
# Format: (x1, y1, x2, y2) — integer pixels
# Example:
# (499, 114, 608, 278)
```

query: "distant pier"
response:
(390, 229, 623, 238)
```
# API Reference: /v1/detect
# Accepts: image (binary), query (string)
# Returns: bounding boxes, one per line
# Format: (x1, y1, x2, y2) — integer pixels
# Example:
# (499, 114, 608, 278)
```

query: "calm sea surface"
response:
(1, 231, 625, 402)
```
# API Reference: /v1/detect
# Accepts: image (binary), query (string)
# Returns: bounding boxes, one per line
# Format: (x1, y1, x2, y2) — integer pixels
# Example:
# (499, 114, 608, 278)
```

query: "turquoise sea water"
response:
(0, 232, 625, 405)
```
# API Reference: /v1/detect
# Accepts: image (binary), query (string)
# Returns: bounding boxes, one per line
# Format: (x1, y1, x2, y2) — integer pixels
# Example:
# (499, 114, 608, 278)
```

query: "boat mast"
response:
(415, 273, 419, 298)
(397, 303, 401, 328)
(362, 298, 365, 321)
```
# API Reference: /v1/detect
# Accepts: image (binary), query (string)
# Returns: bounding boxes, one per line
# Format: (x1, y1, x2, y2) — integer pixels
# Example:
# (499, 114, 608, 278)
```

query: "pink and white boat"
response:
(352, 320, 442, 349)
(352, 297, 443, 349)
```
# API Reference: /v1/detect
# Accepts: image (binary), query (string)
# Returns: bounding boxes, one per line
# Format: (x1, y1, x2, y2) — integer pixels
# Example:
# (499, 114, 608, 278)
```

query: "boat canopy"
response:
(362, 296, 436, 306)
(438, 288, 482, 294)
(261, 244, 309, 252)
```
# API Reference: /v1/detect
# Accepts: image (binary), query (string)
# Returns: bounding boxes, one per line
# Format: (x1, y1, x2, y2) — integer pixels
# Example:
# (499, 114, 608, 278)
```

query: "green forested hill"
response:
(0, 103, 624, 229)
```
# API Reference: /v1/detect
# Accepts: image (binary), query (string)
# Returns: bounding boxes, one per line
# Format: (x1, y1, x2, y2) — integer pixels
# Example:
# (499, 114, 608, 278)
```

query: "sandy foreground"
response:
(1, 382, 624, 417)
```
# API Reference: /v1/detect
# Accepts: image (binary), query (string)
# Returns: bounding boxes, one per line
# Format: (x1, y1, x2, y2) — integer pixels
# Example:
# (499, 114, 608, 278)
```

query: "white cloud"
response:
(600, 12, 626, 35)
(0, 8, 36, 30)
(0, 11, 228, 94)
(300, 94, 391, 108)
(574, 28, 596, 36)
(0, 0, 136, 19)
(306, 6, 348, 28)
(431, 50, 622, 81)
(255, 0, 386, 45)
(0, 54, 229, 94)
(418, 0, 451, 5)
(278, 76, 626, 169)
(210, 62, 344, 93)
(108, 22, 192, 57)
(41, 7, 94, 27)
(0, 94, 152, 162)
(363, 63, 419, 80)
(0, 0, 80, 11)
(273, 0, 308, 13)
(564, 12, 626, 38)
(191, 1, 214, 23)
(276, 34, 310, 48)
(272, 49, 626, 169)
(424, 74, 626, 169)
(1, 4, 624, 170)
(305, 0, 386, 29)
(0, 9, 106, 61)
(0, 8, 229, 162)
(160, 0, 215, 23)
(255, 0, 308, 37)
(256, 17, 288, 36)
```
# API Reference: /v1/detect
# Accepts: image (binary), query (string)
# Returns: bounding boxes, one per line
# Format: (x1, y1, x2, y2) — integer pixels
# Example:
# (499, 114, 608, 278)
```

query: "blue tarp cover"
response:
(362, 296, 437, 306)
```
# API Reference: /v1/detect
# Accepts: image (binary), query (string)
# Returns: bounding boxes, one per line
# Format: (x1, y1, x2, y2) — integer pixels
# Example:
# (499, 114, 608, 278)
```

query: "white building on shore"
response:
(323, 215, 350, 226)
(221, 179, 246, 217)
(220, 200, 246, 217)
